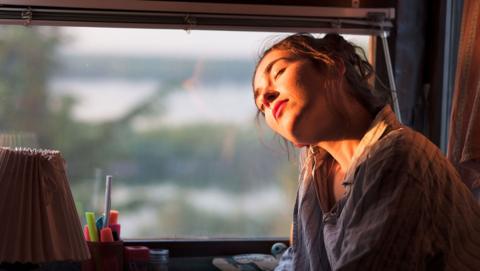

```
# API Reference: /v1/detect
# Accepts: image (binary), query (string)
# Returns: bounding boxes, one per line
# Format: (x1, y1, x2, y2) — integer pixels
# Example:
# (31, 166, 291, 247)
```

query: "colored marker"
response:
(109, 210, 119, 225)
(109, 224, 121, 241)
(85, 212, 98, 242)
(100, 227, 114, 242)
(83, 225, 90, 241)
(96, 215, 105, 233)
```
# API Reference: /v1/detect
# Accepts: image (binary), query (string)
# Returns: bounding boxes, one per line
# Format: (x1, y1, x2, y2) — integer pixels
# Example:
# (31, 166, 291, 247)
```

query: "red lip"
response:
(272, 99, 288, 120)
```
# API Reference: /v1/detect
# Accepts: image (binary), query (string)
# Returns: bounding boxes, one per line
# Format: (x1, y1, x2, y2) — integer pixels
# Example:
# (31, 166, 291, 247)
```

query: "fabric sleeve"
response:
(274, 247, 294, 271)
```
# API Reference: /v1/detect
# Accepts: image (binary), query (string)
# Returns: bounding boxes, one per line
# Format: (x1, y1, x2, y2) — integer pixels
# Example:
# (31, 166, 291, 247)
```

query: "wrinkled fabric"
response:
(448, 0, 480, 190)
(276, 106, 480, 271)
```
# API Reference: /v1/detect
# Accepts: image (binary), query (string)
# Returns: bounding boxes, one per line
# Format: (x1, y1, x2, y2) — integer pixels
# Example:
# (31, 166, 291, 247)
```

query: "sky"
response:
(52, 27, 371, 124)
(60, 27, 288, 59)
(55, 27, 284, 123)
(60, 27, 370, 59)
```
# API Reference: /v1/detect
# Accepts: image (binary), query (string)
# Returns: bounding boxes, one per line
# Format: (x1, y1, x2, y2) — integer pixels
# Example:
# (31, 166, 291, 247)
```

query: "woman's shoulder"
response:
(372, 126, 439, 159)
(363, 126, 456, 180)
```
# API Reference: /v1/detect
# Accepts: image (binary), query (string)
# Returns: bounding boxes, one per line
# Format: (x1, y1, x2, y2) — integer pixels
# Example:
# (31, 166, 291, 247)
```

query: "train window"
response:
(0, 25, 371, 238)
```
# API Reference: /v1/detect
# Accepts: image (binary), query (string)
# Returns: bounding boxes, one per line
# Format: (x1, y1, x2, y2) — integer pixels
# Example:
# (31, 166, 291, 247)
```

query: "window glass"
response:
(0, 26, 370, 238)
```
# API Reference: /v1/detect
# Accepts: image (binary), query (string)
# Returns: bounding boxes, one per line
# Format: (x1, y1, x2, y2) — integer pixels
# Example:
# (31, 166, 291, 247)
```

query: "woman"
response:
(253, 33, 480, 270)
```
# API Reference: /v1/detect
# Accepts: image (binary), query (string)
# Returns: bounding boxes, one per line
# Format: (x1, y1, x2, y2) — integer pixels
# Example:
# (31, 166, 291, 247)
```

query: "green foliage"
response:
(0, 27, 60, 143)
(120, 124, 292, 191)
(0, 25, 297, 238)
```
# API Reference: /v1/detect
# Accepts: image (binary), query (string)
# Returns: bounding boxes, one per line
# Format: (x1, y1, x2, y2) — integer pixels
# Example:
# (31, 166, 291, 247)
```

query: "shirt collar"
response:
(308, 105, 400, 155)
(344, 105, 402, 180)
(305, 105, 401, 174)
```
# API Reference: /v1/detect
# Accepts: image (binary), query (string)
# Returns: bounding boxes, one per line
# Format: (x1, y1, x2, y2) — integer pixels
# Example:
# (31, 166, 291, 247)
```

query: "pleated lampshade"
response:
(0, 147, 90, 264)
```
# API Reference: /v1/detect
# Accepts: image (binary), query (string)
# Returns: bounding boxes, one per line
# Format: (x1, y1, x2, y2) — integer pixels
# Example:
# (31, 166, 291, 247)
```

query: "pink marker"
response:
(100, 227, 114, 242)
(84, 225, 90, 241)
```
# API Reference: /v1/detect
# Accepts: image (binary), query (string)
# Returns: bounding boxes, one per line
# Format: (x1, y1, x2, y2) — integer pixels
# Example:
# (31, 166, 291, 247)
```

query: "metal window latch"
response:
(184, 14, 197, 34)
(352, 0, 360, 8)
(21, 7, 32, 26)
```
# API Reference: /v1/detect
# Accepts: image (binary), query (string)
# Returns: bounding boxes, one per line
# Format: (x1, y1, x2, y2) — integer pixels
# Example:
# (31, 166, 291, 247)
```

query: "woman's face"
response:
(253, 49, 340, 147)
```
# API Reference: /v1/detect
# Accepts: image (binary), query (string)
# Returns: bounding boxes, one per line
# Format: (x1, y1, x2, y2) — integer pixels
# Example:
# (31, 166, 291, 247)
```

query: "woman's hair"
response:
(253, 33, 390, 117)
(253, 33, 391, 157)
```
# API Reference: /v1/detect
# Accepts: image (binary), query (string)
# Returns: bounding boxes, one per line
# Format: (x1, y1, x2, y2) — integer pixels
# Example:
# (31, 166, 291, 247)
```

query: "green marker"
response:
(85, 212, 99, 242)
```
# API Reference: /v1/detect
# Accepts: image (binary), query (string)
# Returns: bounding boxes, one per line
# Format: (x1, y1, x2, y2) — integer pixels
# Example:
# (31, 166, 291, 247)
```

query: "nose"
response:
(262, 90, 279, 109)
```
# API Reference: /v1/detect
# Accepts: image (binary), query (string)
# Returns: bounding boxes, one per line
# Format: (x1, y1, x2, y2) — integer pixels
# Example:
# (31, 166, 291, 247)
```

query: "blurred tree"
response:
(0, 26, 61, 145)
(0, 26, 172, 184)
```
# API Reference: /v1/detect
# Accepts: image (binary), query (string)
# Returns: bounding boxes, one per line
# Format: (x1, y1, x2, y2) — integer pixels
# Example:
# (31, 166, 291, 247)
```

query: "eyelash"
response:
(258, 103, 265, 113)
(274, 68, 286, 79)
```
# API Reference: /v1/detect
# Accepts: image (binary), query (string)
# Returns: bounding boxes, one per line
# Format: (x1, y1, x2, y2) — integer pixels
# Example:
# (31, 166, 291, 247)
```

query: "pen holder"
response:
(82, 241, 124, 271)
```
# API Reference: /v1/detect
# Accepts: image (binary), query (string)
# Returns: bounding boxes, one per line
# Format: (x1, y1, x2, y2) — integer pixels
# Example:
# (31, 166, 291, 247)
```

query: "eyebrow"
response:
(253, 56, 292, 100)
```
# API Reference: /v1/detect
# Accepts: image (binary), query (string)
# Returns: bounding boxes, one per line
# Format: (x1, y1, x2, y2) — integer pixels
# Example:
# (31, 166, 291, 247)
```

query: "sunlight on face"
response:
(254, 49, 342, 146)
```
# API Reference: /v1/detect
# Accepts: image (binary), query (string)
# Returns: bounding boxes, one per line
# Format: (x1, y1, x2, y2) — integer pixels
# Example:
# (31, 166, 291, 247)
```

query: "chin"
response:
(281, 111, 319, 146)
(289, 124, 315, 145)
(290, 116, 333, 144)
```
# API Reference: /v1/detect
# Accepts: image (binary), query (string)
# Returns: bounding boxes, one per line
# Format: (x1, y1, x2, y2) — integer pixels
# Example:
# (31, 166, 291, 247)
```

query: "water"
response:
(49, 78, 257, 127)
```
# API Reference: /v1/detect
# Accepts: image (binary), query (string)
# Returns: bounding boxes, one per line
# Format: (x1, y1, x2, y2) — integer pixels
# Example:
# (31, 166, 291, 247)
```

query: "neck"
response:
(315, 102, 373, 174)
(317, 139, 361, 174)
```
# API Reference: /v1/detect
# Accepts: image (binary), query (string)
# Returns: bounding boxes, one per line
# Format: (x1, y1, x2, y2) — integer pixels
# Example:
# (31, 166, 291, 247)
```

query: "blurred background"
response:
(0, 26, 369, 238)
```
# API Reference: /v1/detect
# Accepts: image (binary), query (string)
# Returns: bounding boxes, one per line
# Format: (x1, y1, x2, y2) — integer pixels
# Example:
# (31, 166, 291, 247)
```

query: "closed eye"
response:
(274, 67, 286, 80)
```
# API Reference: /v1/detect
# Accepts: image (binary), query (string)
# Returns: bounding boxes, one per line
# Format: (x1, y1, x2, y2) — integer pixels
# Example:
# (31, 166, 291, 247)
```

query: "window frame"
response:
(0, 0, 396, 257)
(0, 0, 394, 35)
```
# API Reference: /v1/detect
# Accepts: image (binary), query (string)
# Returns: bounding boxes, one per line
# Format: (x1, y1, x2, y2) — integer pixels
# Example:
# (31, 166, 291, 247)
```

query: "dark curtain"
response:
(448, 0, 480, 192)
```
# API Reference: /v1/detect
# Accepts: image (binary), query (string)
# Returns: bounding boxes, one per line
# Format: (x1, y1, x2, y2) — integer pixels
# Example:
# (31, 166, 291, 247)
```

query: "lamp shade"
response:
(0, 147, 90, 263)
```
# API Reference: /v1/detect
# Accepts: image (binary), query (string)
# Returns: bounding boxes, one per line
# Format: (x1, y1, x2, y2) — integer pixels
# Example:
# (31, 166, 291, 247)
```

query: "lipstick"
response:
(272, 99, 288, 120)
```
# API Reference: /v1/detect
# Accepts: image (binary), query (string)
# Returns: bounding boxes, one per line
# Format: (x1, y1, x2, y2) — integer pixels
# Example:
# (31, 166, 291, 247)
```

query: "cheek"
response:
(295, 75, 321, 101)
